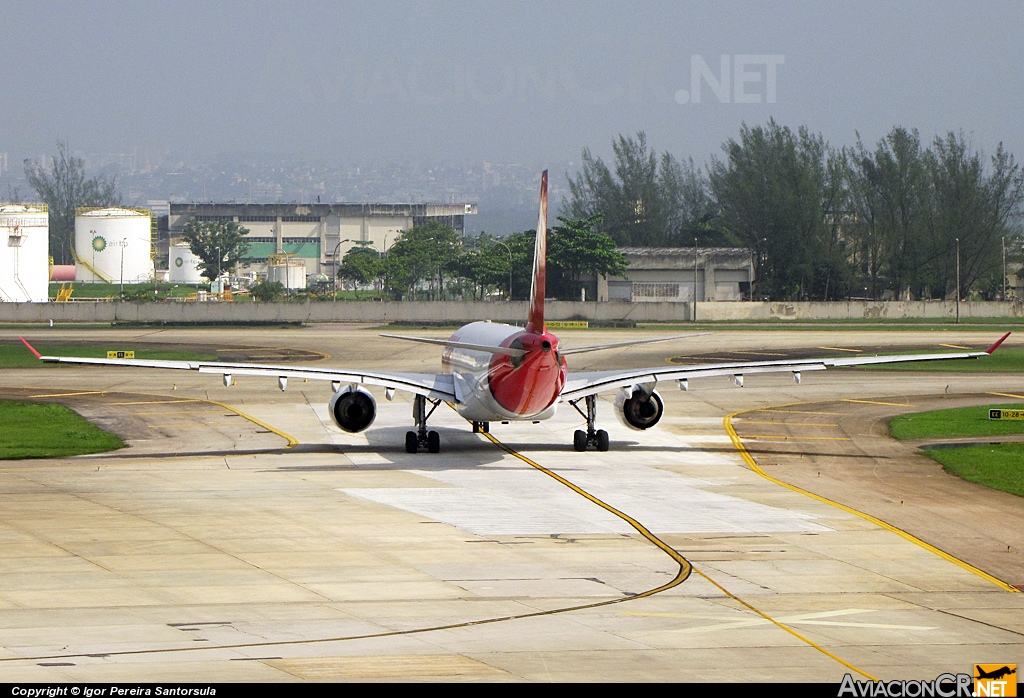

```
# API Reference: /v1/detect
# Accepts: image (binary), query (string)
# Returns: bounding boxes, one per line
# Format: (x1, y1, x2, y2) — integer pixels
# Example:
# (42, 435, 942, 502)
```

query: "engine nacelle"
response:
(614, 386, 664, 431)
(329, 385, 377, 433)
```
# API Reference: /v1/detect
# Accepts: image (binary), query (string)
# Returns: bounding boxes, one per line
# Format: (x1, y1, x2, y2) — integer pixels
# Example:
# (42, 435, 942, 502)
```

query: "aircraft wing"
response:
(20, 338, 456, 401)
(560, 332, 1011, 401)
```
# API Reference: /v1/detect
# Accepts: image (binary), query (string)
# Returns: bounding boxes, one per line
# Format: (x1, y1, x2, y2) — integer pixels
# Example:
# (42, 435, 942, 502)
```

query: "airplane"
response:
(975, 666, 1016, 681)
(19, 171, 1011, 454)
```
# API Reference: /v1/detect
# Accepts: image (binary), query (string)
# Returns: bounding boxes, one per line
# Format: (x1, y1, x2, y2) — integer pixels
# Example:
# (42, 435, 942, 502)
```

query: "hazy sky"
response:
(2, 1, 1022, 168)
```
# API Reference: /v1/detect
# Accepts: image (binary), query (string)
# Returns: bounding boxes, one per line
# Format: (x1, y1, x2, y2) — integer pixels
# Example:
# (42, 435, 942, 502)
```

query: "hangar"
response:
(589, 247, 755, 302)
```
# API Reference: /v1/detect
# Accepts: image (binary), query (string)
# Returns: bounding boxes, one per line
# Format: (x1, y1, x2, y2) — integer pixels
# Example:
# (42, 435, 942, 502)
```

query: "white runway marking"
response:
(341, 459, 831, 536)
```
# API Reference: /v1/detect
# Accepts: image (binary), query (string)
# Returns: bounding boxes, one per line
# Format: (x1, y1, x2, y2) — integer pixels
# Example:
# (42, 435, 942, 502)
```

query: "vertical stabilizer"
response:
(526, 170, 548, 334)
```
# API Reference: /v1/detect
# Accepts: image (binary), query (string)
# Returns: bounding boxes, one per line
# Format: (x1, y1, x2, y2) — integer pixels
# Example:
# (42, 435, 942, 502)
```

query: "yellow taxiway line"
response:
(842, 398, 913, 407)
(481, 430, 877, 681)
(724, 404, 1019, 594)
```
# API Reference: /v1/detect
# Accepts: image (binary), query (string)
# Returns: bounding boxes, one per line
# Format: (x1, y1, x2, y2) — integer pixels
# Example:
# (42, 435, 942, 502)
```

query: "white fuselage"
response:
(441, 321, 562, 422)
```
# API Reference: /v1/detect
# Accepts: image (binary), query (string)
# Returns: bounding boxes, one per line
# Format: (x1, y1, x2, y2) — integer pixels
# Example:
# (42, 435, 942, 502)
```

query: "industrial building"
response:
(164, 202, 477, 282)
(587, 247, 755, 302)
(0, 203, 49, 302)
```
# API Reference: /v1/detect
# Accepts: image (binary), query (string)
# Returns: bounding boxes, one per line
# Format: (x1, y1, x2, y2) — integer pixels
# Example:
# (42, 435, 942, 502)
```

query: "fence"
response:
(1, 299, 1022, 324)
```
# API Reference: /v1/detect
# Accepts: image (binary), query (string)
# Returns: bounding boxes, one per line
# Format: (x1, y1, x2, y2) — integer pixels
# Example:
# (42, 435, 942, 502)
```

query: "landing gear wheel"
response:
(596, 429, 610, 452)
(405, 431, 418, 453)
(573, 430, 588, 452)
(427, 430, 441, 454)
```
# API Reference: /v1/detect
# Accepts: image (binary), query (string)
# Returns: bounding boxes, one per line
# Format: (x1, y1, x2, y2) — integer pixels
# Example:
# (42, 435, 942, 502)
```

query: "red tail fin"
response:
(526, 170, 548, 334)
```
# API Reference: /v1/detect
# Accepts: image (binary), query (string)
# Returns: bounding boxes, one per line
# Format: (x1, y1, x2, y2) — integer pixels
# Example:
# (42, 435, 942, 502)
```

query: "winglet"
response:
(985, 331, 1011, 354)
(19, 336, 41, 359)
(526, 170, 548, 335)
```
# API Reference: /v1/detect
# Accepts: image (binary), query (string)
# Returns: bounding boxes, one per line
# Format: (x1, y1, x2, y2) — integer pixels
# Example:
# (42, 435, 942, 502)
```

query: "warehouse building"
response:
(165, 202, 477, 280)
(588, 247, 755, 302)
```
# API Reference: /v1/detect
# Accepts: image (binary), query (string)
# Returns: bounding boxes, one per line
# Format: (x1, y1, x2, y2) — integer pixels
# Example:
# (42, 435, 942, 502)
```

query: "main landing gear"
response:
(568, 394, 609, 452)
(406, 394, 442, 454)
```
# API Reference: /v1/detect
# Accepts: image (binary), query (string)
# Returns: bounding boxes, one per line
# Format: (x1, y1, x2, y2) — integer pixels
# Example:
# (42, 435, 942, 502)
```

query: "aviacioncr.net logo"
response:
(839, 673, 973, 697)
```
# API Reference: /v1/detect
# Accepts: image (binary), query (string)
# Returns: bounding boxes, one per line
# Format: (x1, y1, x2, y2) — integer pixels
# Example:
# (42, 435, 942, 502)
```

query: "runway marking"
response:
(940, 343, 971, 349)
(842, 398, 912, 407)
(988, 392, 1024, 401)
(132, 410, 227, 415)
(147, 423, 244, 428)
(109, 399, 204, 405)
(479, 431, 875, 681)
(741, 422, 840, 427)
(622, 608, 937, 633)
(207, 399, 298, 448)
(756, 409, 843, 416)
(28, 390, 107, 398)
(819, 346, 862, 353)
(745, 435, 851, 441)
(725, 405, 1019, 594)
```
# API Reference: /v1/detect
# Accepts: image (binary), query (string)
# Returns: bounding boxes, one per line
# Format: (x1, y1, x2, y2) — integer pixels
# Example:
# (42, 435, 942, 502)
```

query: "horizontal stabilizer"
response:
(559, 332, 712, 356)
(380, 333, 527, 358)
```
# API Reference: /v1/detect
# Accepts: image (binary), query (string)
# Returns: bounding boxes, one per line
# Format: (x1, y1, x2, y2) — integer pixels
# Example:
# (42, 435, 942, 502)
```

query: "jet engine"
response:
(329, 385, 377, 433)
(614, 386, 664, 431)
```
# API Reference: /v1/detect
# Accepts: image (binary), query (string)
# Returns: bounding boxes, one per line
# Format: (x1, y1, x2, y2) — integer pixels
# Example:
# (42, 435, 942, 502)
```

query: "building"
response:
(165, 202, 477, 280)
(588, 247, 755, 302)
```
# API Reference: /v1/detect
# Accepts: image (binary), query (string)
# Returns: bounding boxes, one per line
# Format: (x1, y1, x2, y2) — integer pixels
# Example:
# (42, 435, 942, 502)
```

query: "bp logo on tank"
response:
(92, 235, 107, 252)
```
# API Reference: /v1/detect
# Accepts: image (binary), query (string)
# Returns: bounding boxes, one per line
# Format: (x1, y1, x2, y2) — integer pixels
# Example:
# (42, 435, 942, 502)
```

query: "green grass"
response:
(890, 404, 1024, 498)
(0, 400, 125, 459)
(49, 282, 204, 299)
(638, 318, 1024, 331)
(0, 344, 218, 368)
(923, 444, 1024, 498)
(889, 404, 1024, 440)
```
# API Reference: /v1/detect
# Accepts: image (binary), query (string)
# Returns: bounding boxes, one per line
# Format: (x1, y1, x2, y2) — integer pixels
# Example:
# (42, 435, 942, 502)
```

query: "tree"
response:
(338, 245, 382, 296)
(181, 219, 251, 282)
(848, 127, 929, 299)
(24, 141, 121, 264)
(548, 215, 628, 299)
(385, 222, 461, 300)
(708, 120, 852, 300)
(250, 279, 284, 302)
(565, 132, 724, 247)
(921, 133, 1024, 300)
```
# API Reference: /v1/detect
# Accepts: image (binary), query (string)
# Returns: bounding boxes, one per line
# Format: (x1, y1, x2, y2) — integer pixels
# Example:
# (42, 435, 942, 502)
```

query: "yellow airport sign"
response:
(989, 409, 1024, 420)
(546, 321, 589, 329)
(107, 351, 135, 359)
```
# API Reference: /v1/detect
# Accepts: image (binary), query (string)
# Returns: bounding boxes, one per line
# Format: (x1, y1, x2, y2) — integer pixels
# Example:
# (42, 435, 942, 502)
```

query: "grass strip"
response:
(0, 400, 125, 459)
(923, 444, 1024, 498)
(889, 404, 1024, 440)
(0, 344, 217, 368)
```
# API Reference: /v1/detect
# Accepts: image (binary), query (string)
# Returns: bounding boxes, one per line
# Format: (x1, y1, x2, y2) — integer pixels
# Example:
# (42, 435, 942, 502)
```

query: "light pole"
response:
(955, 237, 961, 324)
(118, 238, 128, 297)
(494, 239, 513, 300)
(1002, 235, 1007, 300)
(693, 237, 698, 323)
(332, 238, 352, 302)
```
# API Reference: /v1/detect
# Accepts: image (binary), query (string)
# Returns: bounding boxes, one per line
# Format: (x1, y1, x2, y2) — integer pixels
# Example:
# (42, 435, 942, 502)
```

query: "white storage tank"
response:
(74, 207, 153, 283)
(169, 243, 204, 283)
(0, 204, 49, 302)
(267, 254, 306, 289)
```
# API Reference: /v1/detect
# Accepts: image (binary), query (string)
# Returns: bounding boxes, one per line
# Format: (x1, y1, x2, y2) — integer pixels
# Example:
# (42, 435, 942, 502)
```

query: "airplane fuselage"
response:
(442, 321, 567, 422)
